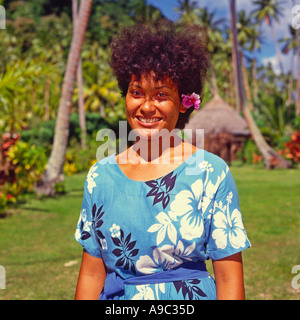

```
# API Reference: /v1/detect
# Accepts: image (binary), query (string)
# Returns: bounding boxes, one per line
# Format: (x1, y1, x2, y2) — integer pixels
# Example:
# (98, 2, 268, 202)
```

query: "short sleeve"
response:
(206, 166, 251, 260)
(74, 167, 103, 258)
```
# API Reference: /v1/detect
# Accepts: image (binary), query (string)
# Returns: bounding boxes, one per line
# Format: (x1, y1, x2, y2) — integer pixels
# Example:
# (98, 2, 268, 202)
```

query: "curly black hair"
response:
(109, 20, 209, 129)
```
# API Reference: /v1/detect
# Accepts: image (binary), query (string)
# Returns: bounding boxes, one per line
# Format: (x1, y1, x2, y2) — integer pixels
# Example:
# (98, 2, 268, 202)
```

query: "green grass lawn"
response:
(0, 165, 299, 300)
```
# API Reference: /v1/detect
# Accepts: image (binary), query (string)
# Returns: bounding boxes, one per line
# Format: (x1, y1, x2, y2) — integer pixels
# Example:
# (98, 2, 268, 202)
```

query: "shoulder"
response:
(85, 154, 117, 192)
(88, 154, 117, 174)
(189, 149, 229, 176)
(202, 150, 228, 169)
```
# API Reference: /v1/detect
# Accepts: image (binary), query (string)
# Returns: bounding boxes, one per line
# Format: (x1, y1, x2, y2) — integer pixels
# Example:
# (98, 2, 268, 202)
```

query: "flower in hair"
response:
(181, 93, 201, 110)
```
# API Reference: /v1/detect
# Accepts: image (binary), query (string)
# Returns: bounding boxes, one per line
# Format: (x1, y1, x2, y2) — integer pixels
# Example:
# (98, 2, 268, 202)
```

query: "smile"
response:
(137, 117, 162, 123)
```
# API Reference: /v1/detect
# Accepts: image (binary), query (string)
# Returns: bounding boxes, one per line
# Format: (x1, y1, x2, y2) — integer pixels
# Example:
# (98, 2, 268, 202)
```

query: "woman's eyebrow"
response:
(129, 83, 142, 88)
(129, 83, 171, 90)
(155, 85, 170, 90)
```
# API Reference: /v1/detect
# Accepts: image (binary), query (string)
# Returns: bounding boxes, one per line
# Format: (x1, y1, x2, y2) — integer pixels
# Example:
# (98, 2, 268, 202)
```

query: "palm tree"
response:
(236, 10, 265, 109)
(35, 0, 93, 196)
(129, 0, 164, 23)
(229, 0, 291, 169)
(76, 42, 123, 121)
(279, 25, 298, 106)
(72, 0, 87, 149)
(247, 22, 264, 102)
(230, 0, 245, 113)
(197, 8, 226, 96)
(251, 0, 285, 75)
(236, 10, 257, 110)
(176, 0, 200, 24)
(292, 0, 300, 116)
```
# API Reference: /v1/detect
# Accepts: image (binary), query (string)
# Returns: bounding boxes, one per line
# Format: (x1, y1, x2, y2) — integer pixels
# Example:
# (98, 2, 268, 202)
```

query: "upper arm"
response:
(80, 250, 107, 279)
(212, 252, 245, 300)
(75, 250, 107, 300)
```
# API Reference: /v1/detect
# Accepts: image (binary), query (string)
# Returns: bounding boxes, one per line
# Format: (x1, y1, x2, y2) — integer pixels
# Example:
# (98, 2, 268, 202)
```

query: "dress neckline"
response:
(112, 148, 202, 183)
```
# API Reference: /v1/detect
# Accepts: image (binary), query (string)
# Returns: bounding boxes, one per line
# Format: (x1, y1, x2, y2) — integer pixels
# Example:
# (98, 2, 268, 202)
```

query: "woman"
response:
(74, 21, 251, 300)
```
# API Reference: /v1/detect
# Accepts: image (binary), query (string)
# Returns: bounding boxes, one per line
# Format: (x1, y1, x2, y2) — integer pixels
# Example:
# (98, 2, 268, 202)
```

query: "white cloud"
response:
(261, 50, 296, 76)
(262, 55, 281, 75)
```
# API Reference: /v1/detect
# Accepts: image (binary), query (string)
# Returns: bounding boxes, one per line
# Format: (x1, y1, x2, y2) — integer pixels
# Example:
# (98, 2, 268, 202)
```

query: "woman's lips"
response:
(136, 116, 162, 127)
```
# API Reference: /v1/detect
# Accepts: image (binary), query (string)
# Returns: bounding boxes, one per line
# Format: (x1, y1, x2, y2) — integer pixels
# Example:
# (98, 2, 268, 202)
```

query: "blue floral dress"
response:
(75, 149, 251, 300)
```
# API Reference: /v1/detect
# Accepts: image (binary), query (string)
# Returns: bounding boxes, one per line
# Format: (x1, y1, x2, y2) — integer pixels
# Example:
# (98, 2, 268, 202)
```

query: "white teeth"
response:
(138, 117, 161, 123)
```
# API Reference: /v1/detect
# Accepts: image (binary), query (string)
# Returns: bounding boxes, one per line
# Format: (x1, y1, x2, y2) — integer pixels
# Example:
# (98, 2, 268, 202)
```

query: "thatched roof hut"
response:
(184, 95, 251, 163)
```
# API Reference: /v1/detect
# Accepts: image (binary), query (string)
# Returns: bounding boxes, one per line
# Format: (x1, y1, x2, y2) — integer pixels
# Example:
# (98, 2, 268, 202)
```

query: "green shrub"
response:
(20, 112, 116, 152)
(238, 139, 262, 164)
(6, 140, 48, 195)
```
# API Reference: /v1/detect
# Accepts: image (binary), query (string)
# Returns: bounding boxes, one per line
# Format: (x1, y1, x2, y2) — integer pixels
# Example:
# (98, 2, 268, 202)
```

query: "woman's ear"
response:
(179, 104, 187, 114)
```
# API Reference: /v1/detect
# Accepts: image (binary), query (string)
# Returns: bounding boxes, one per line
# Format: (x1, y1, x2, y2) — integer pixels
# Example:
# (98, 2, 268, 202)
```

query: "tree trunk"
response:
(286, 53, 294, 107)
(44, 77, 50, 121)
(243, 107, 291, 168)
(230, 0, 244, 113)
(229, 0, 292, 169)
(210, 66, 219, 96)
(77, 59, 87, 148)
(73, 0, 87, 149)
(229, 64, 235, 108)
(252, 57, 258, 101)
(241, 51, 254, 111)
(35, 0, 93, 196)
(270, 22, 284, 75)
(292, 0, 300, 116)
(296, 23, 300, 116)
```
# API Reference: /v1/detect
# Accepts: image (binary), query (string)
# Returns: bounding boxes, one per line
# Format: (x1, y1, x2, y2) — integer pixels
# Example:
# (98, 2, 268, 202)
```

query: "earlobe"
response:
(180, 104, 187, 114)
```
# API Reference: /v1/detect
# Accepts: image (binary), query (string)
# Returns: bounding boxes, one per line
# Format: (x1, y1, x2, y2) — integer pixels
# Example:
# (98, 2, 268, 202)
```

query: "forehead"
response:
(129, 73, 178, 90)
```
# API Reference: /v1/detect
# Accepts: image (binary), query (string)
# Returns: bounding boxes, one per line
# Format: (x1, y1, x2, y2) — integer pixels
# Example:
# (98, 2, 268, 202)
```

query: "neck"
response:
(131, 133, 183, 164)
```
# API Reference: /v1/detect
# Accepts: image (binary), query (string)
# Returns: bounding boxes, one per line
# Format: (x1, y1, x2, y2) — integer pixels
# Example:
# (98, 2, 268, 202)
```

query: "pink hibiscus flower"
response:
(181, 93, 201, 110)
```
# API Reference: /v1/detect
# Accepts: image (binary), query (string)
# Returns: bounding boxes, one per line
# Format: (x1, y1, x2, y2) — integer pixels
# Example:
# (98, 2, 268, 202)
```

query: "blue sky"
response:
(147, 0, 298, 75)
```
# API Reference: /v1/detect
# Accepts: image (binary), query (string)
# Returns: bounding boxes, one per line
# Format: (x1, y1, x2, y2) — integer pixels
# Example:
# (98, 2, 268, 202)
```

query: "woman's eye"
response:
(131, 90, 143, 98)
(156, 92, 168, 99)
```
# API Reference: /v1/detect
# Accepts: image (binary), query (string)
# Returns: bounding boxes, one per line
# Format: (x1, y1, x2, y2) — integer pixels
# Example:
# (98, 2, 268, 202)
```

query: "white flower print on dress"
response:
(169, 179, 205, 240)
(100, 238, 108, 250)
(199, 160, 214, 173)
(136, 245, 179, 274)
(110, 224, 120, 238)
(212, 192, 247, 249)
(131, 285, 155, 300)
(167, 161, 227, 241)
(147, 212, 177, 245)
(74, 227, 81, 241)
(173, 241, 196, 262)
(131, 283, 165, 300)
(86, 165, 98, 194)
(75, 208, 92, 240)
(136, 241, 195, 275)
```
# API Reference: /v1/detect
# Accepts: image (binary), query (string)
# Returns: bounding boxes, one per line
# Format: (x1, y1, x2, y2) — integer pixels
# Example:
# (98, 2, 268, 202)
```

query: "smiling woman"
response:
(125, 73, 185, 140)
(74, 20, 251, 301)
(110, 20, 208, 130)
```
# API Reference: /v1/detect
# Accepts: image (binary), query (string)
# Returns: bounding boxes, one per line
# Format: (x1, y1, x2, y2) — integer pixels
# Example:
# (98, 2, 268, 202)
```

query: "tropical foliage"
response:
(0, 0, 299, 211)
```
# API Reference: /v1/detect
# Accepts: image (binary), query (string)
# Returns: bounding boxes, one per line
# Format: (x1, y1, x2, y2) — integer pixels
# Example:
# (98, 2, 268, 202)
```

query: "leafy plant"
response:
(238, 139, 262, 164)
(278, 131, 300, 164)
(6, 140, 48, 195)
(0, 58, 58, 133)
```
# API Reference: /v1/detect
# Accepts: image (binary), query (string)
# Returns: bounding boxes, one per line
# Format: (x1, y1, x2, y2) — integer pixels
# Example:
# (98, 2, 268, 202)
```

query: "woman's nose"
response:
(140, 98, 156, 115)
